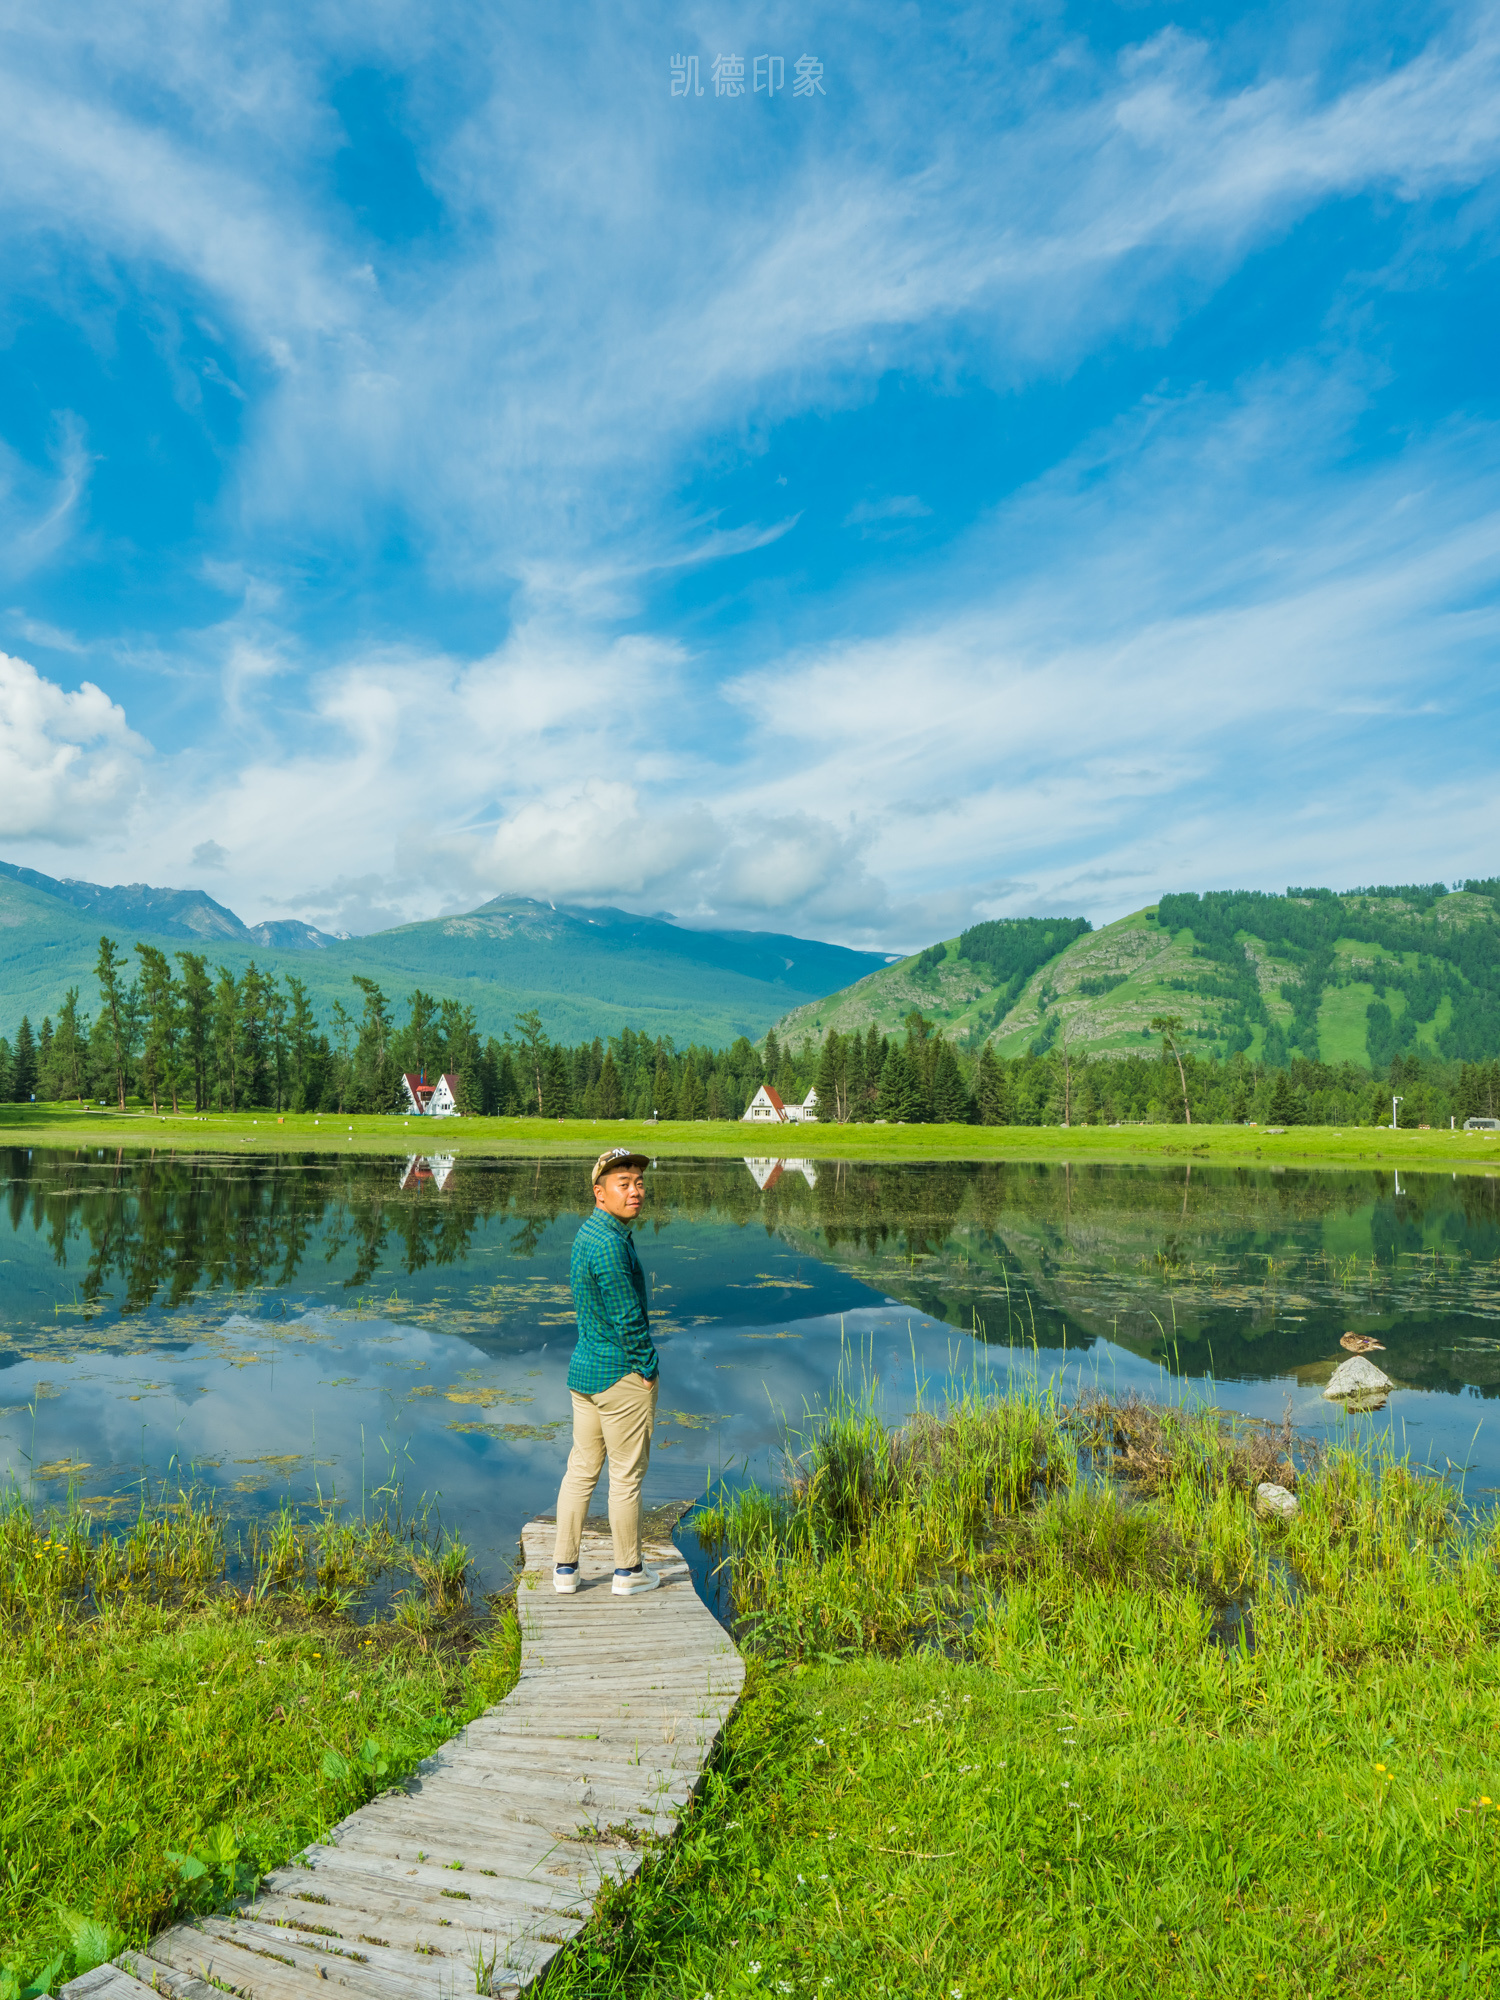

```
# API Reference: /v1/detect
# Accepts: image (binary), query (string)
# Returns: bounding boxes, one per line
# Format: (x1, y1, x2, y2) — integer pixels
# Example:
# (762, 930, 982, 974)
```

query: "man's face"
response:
(595, 1168, 645, 1220)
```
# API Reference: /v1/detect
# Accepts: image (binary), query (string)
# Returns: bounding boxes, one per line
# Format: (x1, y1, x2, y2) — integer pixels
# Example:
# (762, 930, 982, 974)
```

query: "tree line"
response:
(1, 937, 1499, 1127)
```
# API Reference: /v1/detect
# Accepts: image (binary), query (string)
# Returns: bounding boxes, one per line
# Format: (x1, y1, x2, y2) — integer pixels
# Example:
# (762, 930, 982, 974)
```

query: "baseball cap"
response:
(591, 1147, 651, 1184)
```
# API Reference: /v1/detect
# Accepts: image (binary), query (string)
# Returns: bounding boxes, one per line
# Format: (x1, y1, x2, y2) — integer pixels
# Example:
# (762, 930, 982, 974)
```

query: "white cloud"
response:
(4, 9, 1500, 953)
(0, 653, 150, 841)
(8, 3, 1494, 589)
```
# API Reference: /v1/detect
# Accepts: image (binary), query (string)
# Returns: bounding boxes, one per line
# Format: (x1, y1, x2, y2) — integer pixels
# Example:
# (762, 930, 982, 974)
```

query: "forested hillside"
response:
(775, 882, 1500, 1071)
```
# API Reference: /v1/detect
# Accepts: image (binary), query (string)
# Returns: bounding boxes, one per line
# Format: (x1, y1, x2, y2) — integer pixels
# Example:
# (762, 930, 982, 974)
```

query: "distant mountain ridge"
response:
(0, 862, 891, 1047)
(0, 862, 345, 950)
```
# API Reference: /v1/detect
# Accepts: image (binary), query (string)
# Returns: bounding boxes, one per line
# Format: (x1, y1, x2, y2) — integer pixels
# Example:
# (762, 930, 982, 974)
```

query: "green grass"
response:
(0, 1490, 518, 1999)
(536, 1389, 1500, 1997)
(5, 1101, 1499, 1174)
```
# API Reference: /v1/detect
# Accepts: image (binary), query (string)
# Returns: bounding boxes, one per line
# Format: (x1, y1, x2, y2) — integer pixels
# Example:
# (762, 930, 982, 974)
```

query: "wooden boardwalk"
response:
(63, 1515, 743, 2000)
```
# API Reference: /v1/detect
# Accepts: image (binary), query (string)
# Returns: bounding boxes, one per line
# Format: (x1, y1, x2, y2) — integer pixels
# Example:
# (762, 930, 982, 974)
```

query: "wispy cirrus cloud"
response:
(1, 3, 1500, 946)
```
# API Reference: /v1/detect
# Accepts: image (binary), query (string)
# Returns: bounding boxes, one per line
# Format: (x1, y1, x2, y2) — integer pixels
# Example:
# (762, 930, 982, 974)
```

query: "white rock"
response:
(1256, 1482, 1299, 1520)
(1323, 1355, 1394, 1400)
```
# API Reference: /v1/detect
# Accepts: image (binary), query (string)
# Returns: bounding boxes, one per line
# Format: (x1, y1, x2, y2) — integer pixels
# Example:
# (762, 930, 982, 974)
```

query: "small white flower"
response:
(748, 1965, 761, 1977)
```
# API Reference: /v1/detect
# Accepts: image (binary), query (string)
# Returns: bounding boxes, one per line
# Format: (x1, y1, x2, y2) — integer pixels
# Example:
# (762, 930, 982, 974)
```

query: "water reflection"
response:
(1, 1147, 1498, 1585)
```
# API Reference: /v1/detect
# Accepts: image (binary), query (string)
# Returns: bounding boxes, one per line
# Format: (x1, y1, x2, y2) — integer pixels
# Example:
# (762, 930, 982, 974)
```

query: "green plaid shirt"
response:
(566, 1207, 658, 1395)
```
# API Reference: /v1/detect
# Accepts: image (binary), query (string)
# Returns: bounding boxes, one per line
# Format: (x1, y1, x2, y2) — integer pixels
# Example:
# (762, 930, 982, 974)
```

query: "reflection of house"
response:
(744, 1156, 819, 1191)
(743, 1084, 818, 1124)
(401, 1071, 462, 1117)
(399, 1154, 458, 1192)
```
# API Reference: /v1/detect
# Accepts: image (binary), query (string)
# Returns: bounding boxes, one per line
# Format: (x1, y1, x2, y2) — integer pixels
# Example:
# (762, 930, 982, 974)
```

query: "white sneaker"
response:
(553, 1564, 579, 1594)
(612, 1564, 661, 1597)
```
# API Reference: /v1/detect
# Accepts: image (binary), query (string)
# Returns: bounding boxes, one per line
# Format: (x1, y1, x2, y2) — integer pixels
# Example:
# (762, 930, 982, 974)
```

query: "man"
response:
(552, 1147, 661, 1597)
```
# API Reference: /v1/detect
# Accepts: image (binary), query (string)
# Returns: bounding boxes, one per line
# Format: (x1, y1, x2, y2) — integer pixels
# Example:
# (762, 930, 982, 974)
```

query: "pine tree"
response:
(845, 1034, 866, 1121)
(513, 1009, 549, 1115)
(0, 1038, 11, 1104)
(134, 944, 178, 1113)
(815, 1032, 845, 1123)
(653, 1054, 677, 1120)
(679, 1058, 703, 1120)
(598, 1051, 624, 1118)
(763, 1028, 781, 1080)
(930, 1039, 970, 1123)
(176, 953, 212, 1109)
(1267, 1069, 1298, 1125)
(11, 1016, 37, 1102)
(861, 1025, 884, 1118)
(877, 1044, 922, 1122)
(774, 1049, 799, 1106)
(541, 1044, 572, 1117)
(495, 1048, 522, 1115)
(975, 1045, 1006, 1124)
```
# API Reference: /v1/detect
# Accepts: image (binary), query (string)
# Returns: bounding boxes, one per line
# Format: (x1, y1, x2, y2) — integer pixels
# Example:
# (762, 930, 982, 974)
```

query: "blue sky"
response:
(2, 0, 1499, 947)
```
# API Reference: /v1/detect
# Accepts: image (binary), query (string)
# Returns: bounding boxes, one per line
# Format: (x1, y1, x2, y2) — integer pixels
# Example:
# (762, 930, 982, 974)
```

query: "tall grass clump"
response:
(536, 1388, 1500, 1998)
(0, 1485, 518, 2000)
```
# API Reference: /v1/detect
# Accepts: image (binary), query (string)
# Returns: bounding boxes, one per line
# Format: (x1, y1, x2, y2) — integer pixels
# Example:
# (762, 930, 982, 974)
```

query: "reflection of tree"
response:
(6, 1148, 1500, 1402)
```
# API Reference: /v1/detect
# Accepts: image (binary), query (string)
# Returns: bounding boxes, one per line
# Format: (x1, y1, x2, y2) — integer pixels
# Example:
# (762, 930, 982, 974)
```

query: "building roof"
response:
(758, 1084, 787, 1114)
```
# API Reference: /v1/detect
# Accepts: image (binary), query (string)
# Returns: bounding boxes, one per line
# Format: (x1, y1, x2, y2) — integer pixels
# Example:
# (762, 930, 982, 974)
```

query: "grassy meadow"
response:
(3, 1099, 1499, 1173)
(537, 1389, 1500, 1998)
(0, 1495, 517, 2000)
(4, 1389, 1498, 1997)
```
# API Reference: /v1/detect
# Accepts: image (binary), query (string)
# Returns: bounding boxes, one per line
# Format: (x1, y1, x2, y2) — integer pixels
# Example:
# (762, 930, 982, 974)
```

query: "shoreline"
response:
(4, 1103, 1500, 1173)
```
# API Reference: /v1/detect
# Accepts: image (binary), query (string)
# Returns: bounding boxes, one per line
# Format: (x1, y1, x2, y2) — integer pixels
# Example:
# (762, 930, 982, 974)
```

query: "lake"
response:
(2, 1146, 1498, 1590)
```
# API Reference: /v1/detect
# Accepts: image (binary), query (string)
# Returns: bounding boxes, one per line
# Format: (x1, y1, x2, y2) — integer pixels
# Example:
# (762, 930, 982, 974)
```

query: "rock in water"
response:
(1255, 1482, 1299, 1520)
(1323, 1355, 1394, 1401)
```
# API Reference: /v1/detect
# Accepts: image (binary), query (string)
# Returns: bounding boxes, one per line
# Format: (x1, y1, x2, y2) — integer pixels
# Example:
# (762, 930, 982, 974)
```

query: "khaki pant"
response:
(553, 1371, 659, 1571)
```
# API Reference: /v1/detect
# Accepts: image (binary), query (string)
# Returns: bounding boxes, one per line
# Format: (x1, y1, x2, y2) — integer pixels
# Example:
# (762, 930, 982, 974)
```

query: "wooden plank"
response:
(244, 1890, 570, 1960)
(280, 1847, 640, 1909)
(115, 1949, 222, 2000)
(58, 1968, 160, 2000)
(191, 1916, 467, 2000)
(411, 1744, 708, 1791)
(142, 1924, 333, 2000)
(385, 1754, 701, 1802)
(90, 1509, 740, 2000)
(353, 1753, 698, 1806)
(304, 1820, 620, 1872)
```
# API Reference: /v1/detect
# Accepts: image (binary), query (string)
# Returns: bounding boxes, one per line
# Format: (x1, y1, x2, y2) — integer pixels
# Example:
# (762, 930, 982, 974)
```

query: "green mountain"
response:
(0, 862, 344, 949)
(0, 864, 891, 1046)
(773, 883, 1500, 1070)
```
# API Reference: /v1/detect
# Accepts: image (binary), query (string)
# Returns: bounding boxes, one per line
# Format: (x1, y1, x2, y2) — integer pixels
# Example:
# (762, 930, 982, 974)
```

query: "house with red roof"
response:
(402, 1071, 462, 1117)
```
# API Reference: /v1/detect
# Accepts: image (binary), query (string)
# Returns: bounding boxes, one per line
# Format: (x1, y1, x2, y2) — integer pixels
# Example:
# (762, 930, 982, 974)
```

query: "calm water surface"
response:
(2, 1147, 1498, 1588)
